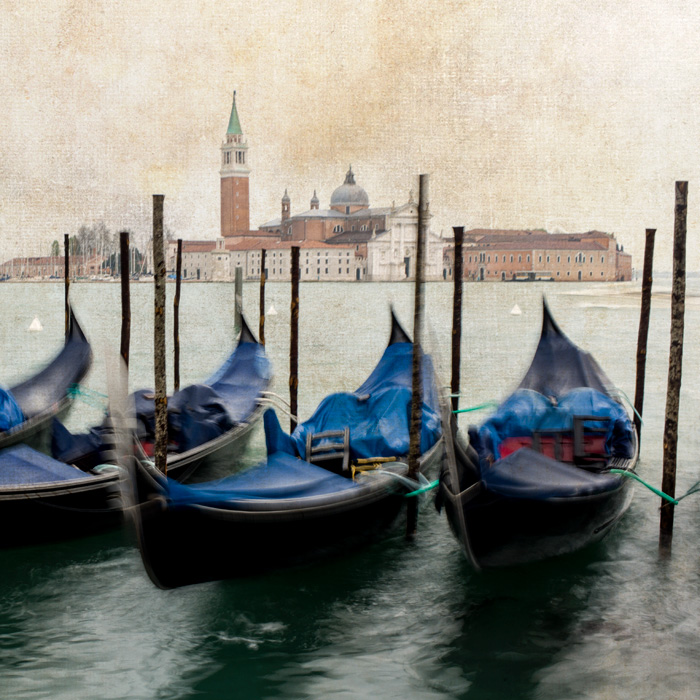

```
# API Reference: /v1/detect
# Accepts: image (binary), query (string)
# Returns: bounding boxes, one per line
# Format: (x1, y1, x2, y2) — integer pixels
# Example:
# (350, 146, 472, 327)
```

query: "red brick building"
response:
(460, 230, 632, 282)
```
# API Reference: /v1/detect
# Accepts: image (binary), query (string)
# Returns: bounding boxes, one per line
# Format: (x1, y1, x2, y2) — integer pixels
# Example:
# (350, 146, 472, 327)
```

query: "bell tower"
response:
(220, 91, 250, 237)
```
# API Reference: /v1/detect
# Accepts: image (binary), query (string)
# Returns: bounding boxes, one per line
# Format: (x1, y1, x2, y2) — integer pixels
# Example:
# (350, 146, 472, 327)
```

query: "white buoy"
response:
(28, 317, 43, 331)
(510, 304, 522, 316)
(267, 303, 277, 316)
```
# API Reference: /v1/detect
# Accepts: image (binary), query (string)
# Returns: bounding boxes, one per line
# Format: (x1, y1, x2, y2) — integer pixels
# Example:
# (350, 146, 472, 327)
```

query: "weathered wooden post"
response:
(633, 228, 655, 441)
(119, 231, 131, 368)
(173, 239, 182, 392)
(259, 248, 266, 346)
(451, 226, 464, 414)
(64, 233, 70, 336)
(290, 246, 300, 432)
(234, 266, 243, 337)
(407, 174, 428, 537)
(152, 195, 168, 476)
(659, 182, 687, 551)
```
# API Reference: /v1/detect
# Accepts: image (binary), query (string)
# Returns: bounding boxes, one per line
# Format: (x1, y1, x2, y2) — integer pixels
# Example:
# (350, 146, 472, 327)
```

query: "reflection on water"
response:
(1, 281, 699, 698)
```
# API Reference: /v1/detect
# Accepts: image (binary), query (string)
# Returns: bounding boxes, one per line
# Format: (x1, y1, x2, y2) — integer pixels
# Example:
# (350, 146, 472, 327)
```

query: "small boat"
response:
(129, 312, 443, 588)
(0, 310, 91, 455)
(0, 444, 122, 547)
(54, 315, 272, 483)
(437, 299, 638, 569)
(0, 313, 123, 547)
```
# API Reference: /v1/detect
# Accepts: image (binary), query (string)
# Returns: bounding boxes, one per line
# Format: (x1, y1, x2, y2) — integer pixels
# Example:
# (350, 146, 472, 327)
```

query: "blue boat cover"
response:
(133, 340, 271, 451)
(163, 451, 359, 507)
(0, 444, 97, 486)
(479, 387, 634, 461)
(0, 388, 24, 432)
(290, 343, 441, 460)
(481, 447, 623, 500)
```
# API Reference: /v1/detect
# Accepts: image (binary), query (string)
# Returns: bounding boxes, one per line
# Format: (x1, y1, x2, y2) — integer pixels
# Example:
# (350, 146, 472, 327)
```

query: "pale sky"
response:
(2, 0, 700, 270)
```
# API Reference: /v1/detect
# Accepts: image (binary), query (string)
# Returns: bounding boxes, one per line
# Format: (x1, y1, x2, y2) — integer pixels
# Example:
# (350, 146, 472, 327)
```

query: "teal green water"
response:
(1, 280, 699, 699)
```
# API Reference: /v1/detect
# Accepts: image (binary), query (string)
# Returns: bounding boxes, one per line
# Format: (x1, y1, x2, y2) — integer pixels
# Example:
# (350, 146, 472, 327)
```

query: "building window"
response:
(557, 256, 560, 263)
(538, 255, 542, 263)
(333, 225, 343, 233)
(601, 256, 605, 263)
(546, 256, 550, 263)
(526, 255, 530, 262)
(510, 255, 513, 263)
(519, 255, 522, 262)
(325, 268, 328, 273)
(317, 268, 320, 274)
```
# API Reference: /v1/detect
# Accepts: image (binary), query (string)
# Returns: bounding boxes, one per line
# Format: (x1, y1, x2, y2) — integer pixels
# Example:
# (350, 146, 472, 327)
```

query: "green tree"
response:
(50, 240, 60, 257)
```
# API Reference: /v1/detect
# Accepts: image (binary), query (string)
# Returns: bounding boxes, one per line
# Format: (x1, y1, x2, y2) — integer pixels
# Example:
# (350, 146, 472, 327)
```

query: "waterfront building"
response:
(261, 169, 445, 281)
(459, 229, 632, 282)
(0, 255, 104, 279)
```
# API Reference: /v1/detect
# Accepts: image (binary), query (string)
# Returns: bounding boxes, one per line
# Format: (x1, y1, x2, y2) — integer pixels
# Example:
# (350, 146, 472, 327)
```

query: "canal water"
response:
(1, 280, 699, 699)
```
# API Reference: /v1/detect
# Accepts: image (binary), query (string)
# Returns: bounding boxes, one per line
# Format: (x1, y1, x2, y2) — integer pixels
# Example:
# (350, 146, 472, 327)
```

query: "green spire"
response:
(227, 90, 243, 135)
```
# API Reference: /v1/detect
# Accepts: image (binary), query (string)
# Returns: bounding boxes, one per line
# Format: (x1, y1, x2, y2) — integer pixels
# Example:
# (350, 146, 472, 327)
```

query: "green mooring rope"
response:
(404, 479, 440, 498)
(610, 469, 700, 505)
(453, 401, 499, 415)
(68, 383, 109, 410)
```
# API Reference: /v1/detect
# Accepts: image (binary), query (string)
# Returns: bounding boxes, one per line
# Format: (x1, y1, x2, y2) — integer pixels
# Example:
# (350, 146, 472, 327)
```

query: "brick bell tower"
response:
(220, 91, 250, 237)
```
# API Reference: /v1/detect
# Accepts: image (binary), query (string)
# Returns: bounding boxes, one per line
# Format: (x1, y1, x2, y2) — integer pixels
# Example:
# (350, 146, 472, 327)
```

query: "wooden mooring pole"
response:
(119, 231, 131, 368)
(173, 239, 182, 392)
(259, 249, 266, 346)
(406, 174, 428, 537)
(64, 234, 70, 336)
(152, 195, 168, 476)
(234, 266, 243, 338)
(451, 226, 464, 414)
(290, 246, 300, 432)
(633, 228, 655, 442)
(659, 182, 687, 551)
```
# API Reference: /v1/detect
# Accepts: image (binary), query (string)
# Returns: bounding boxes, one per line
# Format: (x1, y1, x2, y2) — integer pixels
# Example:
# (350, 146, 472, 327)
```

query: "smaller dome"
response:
(330, 166, 369, 207)
(282, 188, 290, 203)
(310, 190, 319, 206)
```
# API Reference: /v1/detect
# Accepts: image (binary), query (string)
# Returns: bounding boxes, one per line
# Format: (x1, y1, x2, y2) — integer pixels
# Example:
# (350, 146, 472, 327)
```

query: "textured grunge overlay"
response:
(2, 1, 700, 270)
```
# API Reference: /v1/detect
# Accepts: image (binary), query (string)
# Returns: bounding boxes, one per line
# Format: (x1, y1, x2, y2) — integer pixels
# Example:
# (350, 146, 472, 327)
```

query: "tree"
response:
(50, 240, 60, 257)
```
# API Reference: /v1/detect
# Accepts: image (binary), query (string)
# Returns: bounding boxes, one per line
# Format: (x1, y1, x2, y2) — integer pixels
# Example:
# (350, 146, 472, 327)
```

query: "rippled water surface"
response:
(1, 280, 699, 699)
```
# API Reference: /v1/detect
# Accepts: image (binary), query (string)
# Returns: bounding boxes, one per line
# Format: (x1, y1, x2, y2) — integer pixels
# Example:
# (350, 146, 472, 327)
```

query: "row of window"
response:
(470, 253, 606, 264)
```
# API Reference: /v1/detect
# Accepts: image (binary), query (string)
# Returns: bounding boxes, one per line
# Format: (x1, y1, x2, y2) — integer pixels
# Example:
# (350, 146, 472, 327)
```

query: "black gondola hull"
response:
(443, 476, 633, 568)
(137, 489, 407, 588)
(0, 474, 123, 547)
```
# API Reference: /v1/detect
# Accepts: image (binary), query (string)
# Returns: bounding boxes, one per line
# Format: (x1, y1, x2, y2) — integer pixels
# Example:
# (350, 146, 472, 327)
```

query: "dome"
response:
(330, 166, 369, 207)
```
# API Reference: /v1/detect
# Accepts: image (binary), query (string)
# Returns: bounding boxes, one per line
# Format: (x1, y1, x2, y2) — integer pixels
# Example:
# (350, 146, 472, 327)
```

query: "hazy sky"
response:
(2, 0, 700, 270)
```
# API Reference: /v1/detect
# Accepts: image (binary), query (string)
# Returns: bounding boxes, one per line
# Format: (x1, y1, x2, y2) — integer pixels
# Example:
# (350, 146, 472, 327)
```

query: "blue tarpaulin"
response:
(0, 444, 96, 485)
(290, 343, 441, 460)
(0, 387, 24, 432)
(479, 387, 634, 462)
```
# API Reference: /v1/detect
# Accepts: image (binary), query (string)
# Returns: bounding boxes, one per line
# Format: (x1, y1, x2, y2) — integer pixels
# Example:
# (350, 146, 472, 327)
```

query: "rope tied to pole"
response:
(610, 469, 700, 505)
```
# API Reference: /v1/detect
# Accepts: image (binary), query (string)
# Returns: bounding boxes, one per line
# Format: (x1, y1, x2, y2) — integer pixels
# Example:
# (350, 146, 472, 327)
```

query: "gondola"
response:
(53, 315, 272, 483)
(0, 311, 123, 547)
(436, 299, 638, 569)
(129, 312, 444, 588)
(0, 309, 91, 454)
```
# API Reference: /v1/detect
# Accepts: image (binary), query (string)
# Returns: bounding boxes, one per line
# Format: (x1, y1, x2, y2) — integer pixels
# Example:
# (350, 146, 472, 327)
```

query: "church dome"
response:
(330, 167, 369, 208)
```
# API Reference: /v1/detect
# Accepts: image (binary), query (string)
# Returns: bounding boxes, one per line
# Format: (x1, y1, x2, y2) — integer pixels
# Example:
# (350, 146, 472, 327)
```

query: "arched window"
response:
(333, 225, 344, 233)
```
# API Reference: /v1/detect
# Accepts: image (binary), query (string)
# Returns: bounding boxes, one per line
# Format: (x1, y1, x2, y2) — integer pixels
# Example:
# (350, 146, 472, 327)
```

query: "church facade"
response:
(166, 92, 446, 282)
